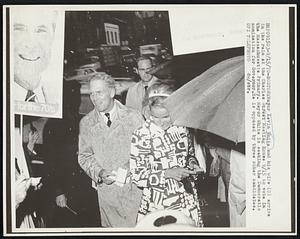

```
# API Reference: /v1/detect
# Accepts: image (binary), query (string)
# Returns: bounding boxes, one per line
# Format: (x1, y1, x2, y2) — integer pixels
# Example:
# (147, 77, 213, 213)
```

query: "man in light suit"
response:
(125, 56, 158, 116)
(78, 73, 143, 227)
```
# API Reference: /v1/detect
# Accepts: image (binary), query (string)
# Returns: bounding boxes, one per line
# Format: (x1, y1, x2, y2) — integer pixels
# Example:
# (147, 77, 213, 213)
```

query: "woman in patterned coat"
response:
(130, 81, 204, 227)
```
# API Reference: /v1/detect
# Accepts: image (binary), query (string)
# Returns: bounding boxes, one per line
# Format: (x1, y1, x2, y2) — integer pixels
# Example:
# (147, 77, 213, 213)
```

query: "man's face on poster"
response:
(13, 9, 56, 91)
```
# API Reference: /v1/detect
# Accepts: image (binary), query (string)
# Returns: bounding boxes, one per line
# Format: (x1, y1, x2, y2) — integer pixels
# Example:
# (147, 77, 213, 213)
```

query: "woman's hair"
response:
(145, 80, 176, 108)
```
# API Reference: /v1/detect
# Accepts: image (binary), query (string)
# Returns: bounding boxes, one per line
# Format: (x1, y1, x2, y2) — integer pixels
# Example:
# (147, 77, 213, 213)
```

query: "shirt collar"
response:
(97, 100, 117, 122)
(139, 77, 157, 89)
(14, 81, 46, 103)
(143, 76, 160, 86)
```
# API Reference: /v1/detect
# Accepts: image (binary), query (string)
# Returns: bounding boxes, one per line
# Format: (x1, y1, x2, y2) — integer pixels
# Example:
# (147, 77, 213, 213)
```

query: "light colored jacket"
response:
(125, 77, 158, 114)
(78, 100, 144, 227)
(126, 81, 146, 113)
(228, 150, 246, 227)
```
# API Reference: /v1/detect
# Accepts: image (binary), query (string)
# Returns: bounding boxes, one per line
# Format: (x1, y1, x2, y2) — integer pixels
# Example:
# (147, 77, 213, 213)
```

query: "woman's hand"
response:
(165, 167, 195, 181)
(189, 161, 204, 174)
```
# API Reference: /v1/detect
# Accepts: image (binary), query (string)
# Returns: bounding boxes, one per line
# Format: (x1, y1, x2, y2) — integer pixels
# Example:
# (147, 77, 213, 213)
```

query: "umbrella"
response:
(165, 56, 244, 143)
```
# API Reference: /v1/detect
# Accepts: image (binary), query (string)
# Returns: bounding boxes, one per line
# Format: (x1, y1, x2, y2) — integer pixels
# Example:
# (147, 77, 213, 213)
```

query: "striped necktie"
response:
(104, 113, 112, 127)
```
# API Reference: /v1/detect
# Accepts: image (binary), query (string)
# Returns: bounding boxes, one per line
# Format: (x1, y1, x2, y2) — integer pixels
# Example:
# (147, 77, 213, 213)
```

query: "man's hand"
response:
(56, 194, 67, 208)
(30, 177, 43, 190)
(165, 167, 196, 181)
(99, 170, 116, 185)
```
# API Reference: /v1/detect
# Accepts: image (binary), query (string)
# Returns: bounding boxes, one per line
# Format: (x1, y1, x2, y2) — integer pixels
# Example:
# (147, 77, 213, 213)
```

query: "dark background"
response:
(154, 47, 244, 87)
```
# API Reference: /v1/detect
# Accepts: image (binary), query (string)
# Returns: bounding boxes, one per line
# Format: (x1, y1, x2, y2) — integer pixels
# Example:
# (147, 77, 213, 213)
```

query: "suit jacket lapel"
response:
(109, 101, 124, 132)
(90, 109, 109, 134)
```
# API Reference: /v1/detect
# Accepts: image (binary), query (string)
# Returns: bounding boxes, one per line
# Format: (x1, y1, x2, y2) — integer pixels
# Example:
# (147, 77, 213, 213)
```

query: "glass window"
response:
(110, 31, 114, 44)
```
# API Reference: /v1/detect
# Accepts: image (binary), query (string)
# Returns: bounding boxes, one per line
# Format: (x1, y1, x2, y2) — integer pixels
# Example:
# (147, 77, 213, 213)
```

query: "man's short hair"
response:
(136, 56, 153, 68)
(89, 72, 115, 90)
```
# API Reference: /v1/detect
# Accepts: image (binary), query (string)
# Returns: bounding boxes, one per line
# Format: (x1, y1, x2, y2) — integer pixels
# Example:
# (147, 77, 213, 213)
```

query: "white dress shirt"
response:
(14, 81, 47, 103)
(97, 100, 117, 126)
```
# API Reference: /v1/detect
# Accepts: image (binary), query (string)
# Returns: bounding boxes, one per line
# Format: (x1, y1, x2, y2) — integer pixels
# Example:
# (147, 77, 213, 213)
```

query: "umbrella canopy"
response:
(165, 56, 244, 143)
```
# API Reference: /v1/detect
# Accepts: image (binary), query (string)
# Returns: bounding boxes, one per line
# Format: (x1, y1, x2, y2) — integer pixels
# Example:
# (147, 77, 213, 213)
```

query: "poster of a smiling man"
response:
(12, 7, 64, 118)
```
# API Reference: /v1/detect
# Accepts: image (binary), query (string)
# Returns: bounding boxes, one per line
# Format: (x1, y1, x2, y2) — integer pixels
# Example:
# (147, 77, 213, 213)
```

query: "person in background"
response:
(15, 119, 44, 228)
(126, 56, 158, 116)
(130, 81, 204, 227)
(42, 80, 100, 227)
(228, 149, 245, 227)
(78, 73, 144, 227)
(216, 148, 245, 227)
(202, 136, 245, 227)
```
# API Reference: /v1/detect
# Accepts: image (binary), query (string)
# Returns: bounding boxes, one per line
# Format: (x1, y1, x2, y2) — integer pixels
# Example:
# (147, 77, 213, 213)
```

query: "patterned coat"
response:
(78, 101, 144, 227)
(130, 120, 204, 227)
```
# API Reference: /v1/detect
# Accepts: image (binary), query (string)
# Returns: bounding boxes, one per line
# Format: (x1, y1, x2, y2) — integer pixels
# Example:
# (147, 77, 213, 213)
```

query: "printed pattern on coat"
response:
(130, 120, 204, 226)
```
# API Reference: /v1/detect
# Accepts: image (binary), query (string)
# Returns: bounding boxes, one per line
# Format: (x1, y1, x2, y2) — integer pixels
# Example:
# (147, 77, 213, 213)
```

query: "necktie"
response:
(144, 86, 148, 94)
(25, 90, 36, 102)
(104, 113, 112, 127)
(15, 158, 21, 175)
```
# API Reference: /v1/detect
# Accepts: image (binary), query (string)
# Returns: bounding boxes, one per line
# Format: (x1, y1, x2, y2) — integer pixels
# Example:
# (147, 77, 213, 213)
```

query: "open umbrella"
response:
(165, 56, 244, 143)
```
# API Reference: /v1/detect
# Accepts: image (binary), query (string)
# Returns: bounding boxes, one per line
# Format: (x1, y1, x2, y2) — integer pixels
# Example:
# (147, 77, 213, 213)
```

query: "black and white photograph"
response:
(3, 4, 296, 236)
(12, 7, 64, 118)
